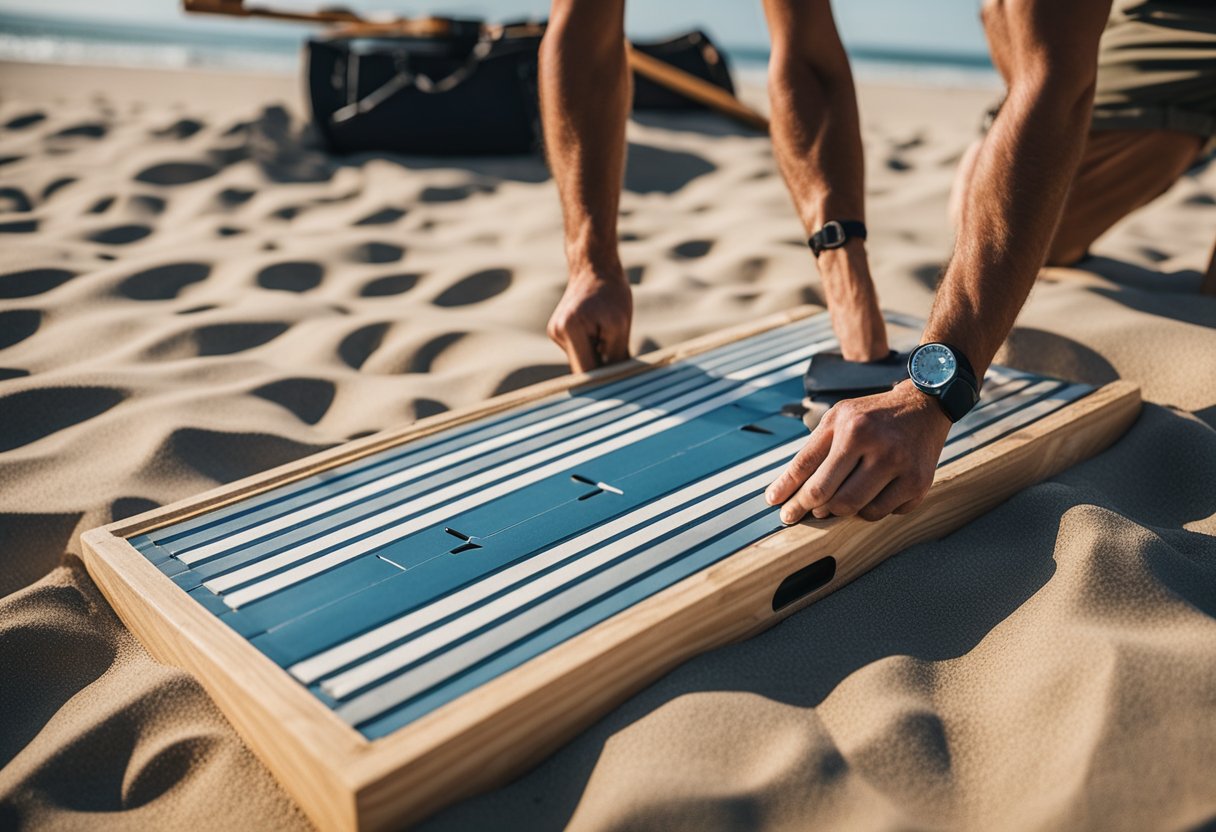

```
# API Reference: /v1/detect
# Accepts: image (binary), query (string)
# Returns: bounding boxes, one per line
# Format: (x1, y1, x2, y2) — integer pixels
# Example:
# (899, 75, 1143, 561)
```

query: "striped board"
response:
(81, 308, 1141, 831)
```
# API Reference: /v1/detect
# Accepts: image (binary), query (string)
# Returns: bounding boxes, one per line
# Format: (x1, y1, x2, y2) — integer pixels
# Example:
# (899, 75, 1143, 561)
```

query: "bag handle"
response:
(330, 34, 497, 125)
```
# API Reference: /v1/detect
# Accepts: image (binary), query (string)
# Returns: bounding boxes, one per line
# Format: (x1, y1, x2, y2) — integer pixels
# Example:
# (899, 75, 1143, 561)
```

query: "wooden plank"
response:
(82, 527, 368, 832)
(79, 307, 1141, 831)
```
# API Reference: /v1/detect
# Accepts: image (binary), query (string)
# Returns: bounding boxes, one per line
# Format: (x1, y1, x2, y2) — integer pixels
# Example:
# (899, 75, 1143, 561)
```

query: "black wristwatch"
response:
(808, 220, 867, 257)
(907, 342, 980, 423)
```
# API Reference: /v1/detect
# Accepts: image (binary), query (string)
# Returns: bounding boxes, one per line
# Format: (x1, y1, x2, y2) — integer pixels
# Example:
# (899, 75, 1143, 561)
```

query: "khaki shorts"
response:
(984, 0, 1216, 155)
(1093, 0, 1216, 148)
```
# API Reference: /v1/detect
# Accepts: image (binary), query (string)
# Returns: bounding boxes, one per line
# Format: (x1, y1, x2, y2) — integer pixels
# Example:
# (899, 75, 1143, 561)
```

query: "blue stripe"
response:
(151, 320, 821, 547)
(356, 503, 785, 738)
(123, 312, 1098, 742)
(188, 373, 806, 594)
(248, 405, 807, 665)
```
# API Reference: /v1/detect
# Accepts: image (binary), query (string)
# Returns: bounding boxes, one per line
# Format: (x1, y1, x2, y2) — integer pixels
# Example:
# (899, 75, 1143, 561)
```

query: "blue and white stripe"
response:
(128, 312, 1092, 739)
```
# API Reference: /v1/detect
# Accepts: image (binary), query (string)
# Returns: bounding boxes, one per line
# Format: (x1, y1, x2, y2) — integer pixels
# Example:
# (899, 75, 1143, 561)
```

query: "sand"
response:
(0, 59, 1214, 831)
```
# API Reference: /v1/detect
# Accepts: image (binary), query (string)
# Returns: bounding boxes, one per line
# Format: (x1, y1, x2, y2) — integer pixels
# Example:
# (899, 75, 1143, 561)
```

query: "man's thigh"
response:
(1048, 128, 1206, 265)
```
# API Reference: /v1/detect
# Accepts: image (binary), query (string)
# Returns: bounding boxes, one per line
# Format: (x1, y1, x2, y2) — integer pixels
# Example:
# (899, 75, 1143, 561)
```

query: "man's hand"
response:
(548, 270, 632, 373)
(766, 380, 952, 523)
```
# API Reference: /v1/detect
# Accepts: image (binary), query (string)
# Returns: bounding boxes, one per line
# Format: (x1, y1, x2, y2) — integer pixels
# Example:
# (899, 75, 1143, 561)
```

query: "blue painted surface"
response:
(151, 323, 812, 550)
(251, 408, 806, 667)
(358, 504, 785, 739)
(125, 314, 1092, 741)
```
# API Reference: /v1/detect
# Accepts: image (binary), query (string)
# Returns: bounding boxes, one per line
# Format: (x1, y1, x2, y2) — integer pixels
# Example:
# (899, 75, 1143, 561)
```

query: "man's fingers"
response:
(778, 444, 860, 525)
(559, 325, 600, 374)
(765, 423, 833, 507)
(596, 323, 631, 366)
(791, 444, 860, 522)
(893, 492, 927, 515)
(857, 477, 913, 521)
(821, 457, 893, 519)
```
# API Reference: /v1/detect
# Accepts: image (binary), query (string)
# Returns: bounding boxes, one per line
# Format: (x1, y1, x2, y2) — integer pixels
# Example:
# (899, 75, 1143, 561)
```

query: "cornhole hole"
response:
(81, 308, 1140, 831)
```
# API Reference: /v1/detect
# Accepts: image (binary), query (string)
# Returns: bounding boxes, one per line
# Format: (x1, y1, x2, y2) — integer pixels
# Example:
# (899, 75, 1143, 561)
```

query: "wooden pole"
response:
(184, 0, 362, 24)
(626, 44, 769, 133)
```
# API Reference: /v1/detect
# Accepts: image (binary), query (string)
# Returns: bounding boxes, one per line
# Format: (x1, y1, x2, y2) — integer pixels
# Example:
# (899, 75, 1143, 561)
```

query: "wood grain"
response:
(80, 306, 1141, 831)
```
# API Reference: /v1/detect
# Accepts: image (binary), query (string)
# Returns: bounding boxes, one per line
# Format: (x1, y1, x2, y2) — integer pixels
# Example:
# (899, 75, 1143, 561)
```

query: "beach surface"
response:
(1, 60, 1214, 830)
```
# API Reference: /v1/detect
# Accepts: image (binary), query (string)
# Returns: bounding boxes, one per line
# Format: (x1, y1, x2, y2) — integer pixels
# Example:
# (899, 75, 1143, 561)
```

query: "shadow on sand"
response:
(209, 105, 722, 197)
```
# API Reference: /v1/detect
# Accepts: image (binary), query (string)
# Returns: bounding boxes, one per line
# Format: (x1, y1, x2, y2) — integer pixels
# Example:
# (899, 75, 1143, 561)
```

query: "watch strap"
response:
(808, 220, 867, 256)
(937, 344, 980, 422)
(938, 340, 977, 389)
(939, 376, 980, 422)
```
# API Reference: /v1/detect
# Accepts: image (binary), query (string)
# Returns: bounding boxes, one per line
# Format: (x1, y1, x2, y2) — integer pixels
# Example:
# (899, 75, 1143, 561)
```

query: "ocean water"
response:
(0, 1, 999, 88)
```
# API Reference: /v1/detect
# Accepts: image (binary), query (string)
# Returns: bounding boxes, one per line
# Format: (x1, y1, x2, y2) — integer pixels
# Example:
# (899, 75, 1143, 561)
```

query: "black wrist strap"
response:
(808, 220, 867, 256)
(937, 343, 980, 422)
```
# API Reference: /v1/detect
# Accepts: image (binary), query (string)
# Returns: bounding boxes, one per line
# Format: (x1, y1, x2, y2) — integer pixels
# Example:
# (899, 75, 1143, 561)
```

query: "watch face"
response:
(910, 343, 957, 388)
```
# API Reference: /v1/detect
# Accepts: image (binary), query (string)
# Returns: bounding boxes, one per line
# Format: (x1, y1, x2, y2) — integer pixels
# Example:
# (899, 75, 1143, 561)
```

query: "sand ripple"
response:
(0, 64, 1214, 830)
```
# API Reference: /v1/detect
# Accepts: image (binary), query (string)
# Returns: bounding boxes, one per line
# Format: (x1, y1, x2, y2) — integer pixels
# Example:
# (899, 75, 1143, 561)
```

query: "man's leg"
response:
(540, 0, 633, 372)
(1203, 237, 1216, 296)
(1046, 128, 1206, 265)
(952, 128, 1203, 265)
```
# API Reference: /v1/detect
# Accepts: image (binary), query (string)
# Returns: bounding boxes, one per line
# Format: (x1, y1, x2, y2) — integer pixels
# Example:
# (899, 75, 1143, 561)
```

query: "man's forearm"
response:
(925, 0, 1111, 375)
(539, 1, 634, 372)
(769, 52, 887, 360)
(764, 0, 886, 361)
(768, 54, 864, 236)
(539, 3, 630, 277)
(925, 85, 1094, 375)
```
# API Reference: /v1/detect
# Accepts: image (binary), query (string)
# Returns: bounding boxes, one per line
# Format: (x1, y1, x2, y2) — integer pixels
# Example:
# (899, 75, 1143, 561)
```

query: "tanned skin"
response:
(765, 0, 888, 362)
(540, 0, 1113, 522)
(540, 0, 633, 372)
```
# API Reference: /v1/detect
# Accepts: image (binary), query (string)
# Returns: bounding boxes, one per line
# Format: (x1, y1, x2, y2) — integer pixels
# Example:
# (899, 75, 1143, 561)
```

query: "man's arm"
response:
(540, 0, 633, 373)
(768, 0, 1113, 523)
(764, 0, 888, 362)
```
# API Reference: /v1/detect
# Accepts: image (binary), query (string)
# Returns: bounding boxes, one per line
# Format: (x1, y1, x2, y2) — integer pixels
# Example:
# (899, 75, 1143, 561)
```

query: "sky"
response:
(0, 0, 989, 57)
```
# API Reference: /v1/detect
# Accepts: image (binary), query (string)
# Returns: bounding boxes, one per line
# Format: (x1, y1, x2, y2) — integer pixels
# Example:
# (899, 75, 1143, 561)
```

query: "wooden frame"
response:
(81, 307, 1140, 830)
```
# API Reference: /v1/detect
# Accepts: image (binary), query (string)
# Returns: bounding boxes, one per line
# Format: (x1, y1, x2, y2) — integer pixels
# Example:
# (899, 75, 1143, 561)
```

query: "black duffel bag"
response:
(306, 21, 544, 156)
(305, 21, 738, 156)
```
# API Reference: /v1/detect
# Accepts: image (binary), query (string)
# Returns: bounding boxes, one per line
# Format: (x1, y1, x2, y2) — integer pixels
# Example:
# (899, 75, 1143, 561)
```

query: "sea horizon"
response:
(0, 6, 1000, 89)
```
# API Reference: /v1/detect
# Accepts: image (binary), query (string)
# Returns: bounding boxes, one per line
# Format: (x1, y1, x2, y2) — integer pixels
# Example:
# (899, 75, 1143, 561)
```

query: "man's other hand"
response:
(548, 271, 633, 373)
(766, 380, 952, 523)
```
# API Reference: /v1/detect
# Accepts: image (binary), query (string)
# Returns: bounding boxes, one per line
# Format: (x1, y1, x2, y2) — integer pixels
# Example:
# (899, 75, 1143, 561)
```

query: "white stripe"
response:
(215, 343, 828, 606)
(290, 437, 805, 686)
(158, 319, 820, 545)
(179, 322, 829, 565)
(940, 383, 1088, 464)
(301, 369, 1065, 690)
(946, 379, 1059, 444)
(333, 467, 785, 722)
